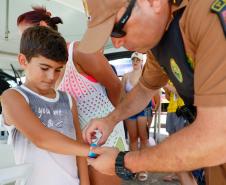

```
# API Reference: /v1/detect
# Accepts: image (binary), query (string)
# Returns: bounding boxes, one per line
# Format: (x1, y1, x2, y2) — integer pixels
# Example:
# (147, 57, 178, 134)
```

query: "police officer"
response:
(79, 0, 226, 184)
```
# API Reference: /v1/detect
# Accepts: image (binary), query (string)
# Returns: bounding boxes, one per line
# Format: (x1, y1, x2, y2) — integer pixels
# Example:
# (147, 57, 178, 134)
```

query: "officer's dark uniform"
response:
(139, 0, 226, 184)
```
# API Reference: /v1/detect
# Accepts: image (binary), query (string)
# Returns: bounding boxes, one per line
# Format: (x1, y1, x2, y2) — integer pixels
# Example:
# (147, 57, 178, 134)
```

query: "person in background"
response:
(146, 93, 160, 138)
(121, 52, 150, 181)
(17, 7, 124, 185)
(1, 26, 90, 185)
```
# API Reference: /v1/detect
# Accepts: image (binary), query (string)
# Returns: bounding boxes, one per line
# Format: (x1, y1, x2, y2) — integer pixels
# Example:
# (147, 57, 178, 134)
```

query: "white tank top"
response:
(2, 85, 79, 185)
(58, 42, 127, 149)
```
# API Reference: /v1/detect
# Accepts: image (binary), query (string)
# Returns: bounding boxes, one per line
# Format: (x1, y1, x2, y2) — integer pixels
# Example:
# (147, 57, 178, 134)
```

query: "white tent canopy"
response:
(0, 0, 125, 72)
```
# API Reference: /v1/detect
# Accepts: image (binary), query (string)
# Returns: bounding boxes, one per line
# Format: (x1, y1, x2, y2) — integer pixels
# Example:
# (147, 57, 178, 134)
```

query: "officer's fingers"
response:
(85, 124, 98, 144)
(82, 125, 96, 144)
(87, 157, 95, 165)
(87, 152, 103, 166)
(98, 131, 109, 145)
(91, 146, 110, 155)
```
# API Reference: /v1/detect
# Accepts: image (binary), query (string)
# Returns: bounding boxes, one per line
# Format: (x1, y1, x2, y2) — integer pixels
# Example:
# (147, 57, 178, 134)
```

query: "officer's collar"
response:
(165, 0, 188, 30)
(171, 0, 188, 13)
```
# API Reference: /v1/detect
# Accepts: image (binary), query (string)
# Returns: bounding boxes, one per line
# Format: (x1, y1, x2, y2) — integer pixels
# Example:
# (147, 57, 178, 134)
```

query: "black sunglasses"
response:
(111, 0, 136, 38)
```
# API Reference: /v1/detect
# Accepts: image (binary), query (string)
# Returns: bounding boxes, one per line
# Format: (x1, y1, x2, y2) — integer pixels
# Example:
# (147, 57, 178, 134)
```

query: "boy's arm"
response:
(77, 157, 90, 185)
(71, 98, 90, 185)
(1, 89, 90, 157)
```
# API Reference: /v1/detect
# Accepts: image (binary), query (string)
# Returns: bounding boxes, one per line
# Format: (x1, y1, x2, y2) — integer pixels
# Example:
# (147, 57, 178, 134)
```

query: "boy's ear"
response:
(18, 54, 28, 68)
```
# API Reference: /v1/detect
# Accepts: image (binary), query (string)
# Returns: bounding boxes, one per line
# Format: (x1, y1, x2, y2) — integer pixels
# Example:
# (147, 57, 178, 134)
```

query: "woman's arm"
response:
(153, 92, 161, 111)
(164, 83, 177, 94)
(1, 89, 90, 157)
(74, 47, 122, 106)
(163, 87, 170, 101)
(71, 98, 90, 185)
(120, 74, 127, 101)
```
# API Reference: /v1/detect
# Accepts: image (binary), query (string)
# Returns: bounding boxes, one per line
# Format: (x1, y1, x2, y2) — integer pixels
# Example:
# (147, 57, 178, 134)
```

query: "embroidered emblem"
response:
(211, 0, 226, 37)
(82, 0, 92, 21)
(170, 58, 183, 83)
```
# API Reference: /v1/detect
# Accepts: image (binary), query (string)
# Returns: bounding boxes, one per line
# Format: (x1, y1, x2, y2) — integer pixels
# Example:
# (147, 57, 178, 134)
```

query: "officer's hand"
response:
(82, 117, 115, 145)
(88, 147, 120, 176)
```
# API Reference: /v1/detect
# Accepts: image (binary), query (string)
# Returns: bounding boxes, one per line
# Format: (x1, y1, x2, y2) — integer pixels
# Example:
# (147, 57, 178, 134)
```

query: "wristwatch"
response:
(115, 151, 136, 180)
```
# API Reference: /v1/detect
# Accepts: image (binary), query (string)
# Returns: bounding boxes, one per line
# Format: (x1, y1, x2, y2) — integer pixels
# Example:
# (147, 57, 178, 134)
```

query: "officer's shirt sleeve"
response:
(139, 51, 169, 90)
(180, 0, 226, 106)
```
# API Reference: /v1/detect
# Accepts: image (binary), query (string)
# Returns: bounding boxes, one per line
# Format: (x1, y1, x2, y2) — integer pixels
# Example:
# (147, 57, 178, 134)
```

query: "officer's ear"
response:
(136, 0, 158, 12)
(137, 0, 152, 8)
(148, 0, 162, 13)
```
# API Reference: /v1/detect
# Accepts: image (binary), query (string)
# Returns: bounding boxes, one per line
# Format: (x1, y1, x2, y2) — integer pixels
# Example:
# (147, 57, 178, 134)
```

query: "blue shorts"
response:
(127, 101, 152, 120)
(127, 109, 146, 120)
(144, 106, 153, 118)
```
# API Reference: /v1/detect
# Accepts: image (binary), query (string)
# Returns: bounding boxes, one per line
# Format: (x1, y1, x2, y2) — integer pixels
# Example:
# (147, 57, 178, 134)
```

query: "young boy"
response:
(1, 26, 90, 185)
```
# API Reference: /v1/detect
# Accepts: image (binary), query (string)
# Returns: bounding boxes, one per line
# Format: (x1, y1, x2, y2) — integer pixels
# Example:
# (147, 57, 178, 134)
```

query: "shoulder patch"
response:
(211, 0, 226, 37)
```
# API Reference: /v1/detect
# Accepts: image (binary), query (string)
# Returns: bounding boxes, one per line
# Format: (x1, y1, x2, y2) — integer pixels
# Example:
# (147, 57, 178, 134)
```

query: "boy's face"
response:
(19, 54, 64, 93)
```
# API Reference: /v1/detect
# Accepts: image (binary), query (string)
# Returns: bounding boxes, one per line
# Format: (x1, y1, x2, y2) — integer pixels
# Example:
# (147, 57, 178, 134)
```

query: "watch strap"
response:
(115, 151, 135, 180)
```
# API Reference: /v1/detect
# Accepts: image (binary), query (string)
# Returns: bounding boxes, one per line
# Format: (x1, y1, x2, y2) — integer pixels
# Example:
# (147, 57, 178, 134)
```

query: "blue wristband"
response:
(88, 143, 97, 158)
